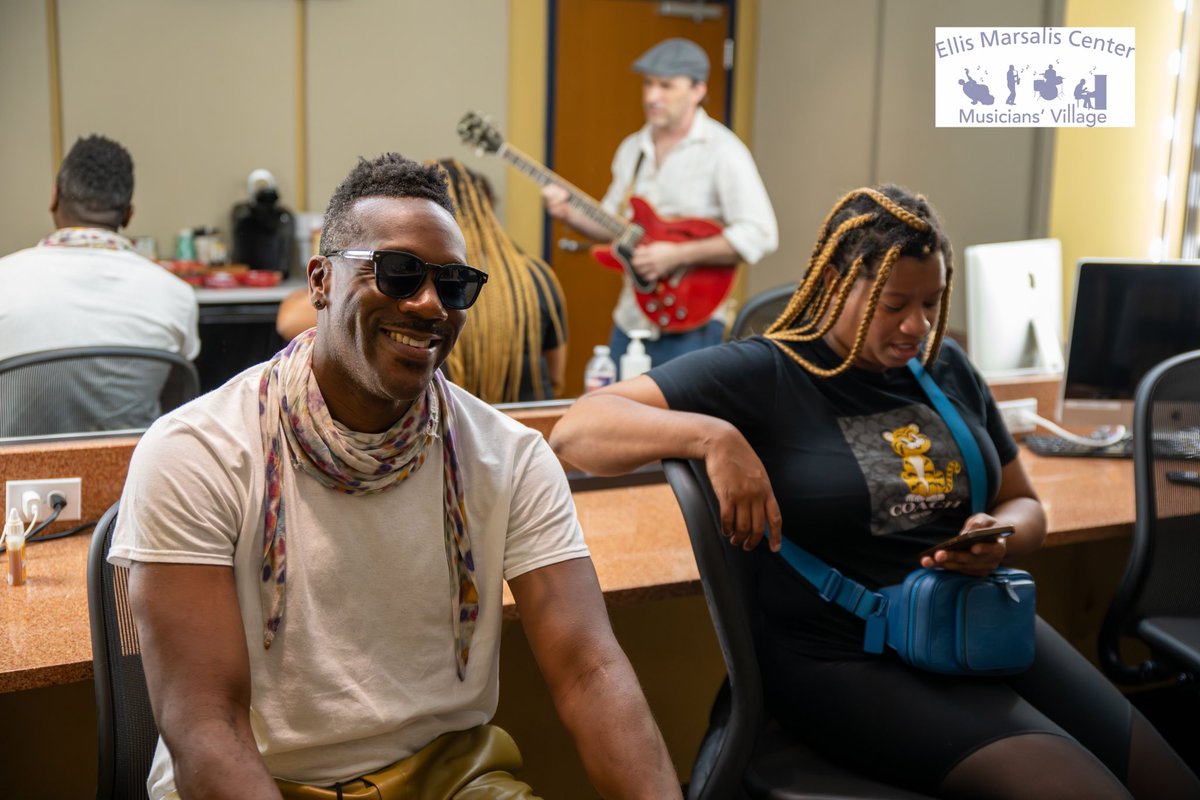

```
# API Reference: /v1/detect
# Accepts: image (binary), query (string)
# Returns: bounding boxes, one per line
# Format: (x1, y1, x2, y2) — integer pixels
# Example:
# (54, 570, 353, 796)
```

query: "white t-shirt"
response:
(0, 236, 200, 363)
(601, 107, 778, 335)
(109, 367, 589, 797)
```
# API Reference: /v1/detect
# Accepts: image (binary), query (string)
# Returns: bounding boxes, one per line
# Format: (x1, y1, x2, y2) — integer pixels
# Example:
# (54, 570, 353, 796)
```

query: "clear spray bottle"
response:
(5, 508, 26, 586)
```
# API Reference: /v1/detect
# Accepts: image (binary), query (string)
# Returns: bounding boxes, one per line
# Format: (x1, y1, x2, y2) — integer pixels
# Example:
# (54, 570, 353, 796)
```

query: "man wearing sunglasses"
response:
(111, 153, 680, 799)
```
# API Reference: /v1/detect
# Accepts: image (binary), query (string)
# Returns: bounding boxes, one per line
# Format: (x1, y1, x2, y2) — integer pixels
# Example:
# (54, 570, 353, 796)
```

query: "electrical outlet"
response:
(997, 398, 1038, 435)
(6, 478, 82, 522)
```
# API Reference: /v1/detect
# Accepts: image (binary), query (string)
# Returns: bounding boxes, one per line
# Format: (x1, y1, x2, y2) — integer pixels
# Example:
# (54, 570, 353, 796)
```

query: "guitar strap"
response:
(617, 152, 646, 218)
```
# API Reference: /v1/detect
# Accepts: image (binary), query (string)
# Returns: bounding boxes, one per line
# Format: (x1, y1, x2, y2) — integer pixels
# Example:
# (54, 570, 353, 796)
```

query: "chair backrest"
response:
(662, 458, 766, 800)
(729, 283, 798, 341)
(88, 502, 159, 800)
(0, 346, 199, 437)
(1100, 349, 1200, 684)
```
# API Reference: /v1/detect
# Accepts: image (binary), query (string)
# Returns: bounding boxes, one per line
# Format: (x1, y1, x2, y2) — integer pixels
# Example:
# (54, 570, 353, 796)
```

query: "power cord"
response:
(1021, 411, 1128, 447)
(0, 493, 96, 555)
(26, 491, 67, 539)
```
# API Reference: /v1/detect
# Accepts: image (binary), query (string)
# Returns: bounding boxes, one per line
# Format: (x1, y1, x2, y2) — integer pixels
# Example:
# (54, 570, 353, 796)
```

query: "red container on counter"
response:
(203, 270, 240, 289)
(241, 270, 283, 287)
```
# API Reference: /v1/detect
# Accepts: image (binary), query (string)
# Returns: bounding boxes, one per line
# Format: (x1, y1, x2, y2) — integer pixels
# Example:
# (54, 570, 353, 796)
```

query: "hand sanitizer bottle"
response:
(620, 330, 652, 381)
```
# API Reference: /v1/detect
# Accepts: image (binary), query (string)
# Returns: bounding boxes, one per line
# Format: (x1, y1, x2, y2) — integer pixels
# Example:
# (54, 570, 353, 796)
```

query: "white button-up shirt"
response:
(600, 107, 778, 336)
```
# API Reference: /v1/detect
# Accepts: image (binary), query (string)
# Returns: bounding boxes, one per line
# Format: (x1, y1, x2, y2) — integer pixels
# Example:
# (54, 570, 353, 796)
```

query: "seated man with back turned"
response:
(110, 153, 680, 799)
(0, 135, 200, 435)
(0, 134, 199, 363)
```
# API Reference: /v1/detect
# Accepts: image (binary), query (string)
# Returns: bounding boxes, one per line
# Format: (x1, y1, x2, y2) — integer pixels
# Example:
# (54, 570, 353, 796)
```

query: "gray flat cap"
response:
(632, 38, 709, 82)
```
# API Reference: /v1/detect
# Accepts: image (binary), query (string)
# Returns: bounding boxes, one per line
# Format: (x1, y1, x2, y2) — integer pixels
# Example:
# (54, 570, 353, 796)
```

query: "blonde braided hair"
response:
(765, 185, 953, 378)
(435, 159, 566, 403)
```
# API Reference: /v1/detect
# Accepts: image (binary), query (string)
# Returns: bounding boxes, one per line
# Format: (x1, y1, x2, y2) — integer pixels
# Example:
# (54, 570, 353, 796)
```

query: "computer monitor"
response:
(1059, 259, 1200, 428)
(964, 238, 1064, 378)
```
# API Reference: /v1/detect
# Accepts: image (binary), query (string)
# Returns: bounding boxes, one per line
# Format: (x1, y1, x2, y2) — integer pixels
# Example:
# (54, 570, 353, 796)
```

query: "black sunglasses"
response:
(326, 249, 488, 310)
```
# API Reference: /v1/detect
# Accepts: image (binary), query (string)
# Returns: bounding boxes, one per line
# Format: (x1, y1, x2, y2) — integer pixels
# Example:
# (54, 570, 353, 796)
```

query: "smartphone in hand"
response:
(918, 525, 1015, 560)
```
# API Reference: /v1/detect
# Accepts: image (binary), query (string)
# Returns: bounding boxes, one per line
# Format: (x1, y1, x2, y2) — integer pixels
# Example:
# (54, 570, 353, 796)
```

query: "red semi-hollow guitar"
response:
(458, 111, 734, 333)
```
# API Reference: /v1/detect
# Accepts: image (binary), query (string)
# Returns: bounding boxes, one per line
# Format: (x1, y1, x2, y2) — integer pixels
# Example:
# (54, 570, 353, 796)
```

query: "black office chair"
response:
(729, 283, 798, 341)
(88, 502, 159, 800)
(662, 459, 933, 799)
(0, 346, 199, 437)
(1100, 349, 1200, 685)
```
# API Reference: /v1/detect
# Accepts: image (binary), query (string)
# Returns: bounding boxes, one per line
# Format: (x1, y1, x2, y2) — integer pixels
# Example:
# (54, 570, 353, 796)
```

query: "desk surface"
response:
(194, 279, 305, 305)
(0, 448, 1135, 693)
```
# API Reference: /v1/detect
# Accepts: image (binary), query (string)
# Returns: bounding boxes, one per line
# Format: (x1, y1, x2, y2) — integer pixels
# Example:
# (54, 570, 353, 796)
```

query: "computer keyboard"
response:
(1024, 433, 1133, 458)
(1024, 430, 1200, 459)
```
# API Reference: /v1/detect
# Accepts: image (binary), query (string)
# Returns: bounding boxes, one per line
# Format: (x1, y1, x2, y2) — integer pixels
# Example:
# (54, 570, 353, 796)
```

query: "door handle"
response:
(557, 237, 585, 253)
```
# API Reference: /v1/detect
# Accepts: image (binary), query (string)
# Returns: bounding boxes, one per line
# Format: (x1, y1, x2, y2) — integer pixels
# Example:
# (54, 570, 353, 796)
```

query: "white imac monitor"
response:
(964, 238, 1064, 378)
(1059, 259, 1200, 428)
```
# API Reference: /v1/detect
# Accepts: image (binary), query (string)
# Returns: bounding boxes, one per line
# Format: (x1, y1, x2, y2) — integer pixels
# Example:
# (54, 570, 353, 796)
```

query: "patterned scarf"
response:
(40, 227, 136, 251)
(257, 328, 478, 680)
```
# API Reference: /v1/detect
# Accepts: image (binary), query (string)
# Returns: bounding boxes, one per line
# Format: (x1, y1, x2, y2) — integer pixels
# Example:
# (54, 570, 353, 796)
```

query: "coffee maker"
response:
(231, 168, 295, 275)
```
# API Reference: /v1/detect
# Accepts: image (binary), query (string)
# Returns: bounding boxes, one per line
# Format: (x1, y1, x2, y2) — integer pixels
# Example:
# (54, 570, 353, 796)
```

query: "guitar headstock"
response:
(457, 111, 505, 155)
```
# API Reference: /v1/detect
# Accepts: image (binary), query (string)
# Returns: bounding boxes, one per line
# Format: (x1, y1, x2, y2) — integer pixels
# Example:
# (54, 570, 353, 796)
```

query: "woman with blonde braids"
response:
(435, 159, 566, 402)
(552, 185, 1199, 797)
(277, 159, 566, 403)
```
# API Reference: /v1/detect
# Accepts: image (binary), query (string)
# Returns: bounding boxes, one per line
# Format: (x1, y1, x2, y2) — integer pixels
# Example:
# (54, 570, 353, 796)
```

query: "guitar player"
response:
(542, 37, 778, 365)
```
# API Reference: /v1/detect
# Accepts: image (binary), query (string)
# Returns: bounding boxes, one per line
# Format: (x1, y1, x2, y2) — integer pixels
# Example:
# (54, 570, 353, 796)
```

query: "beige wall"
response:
(56, 0, 297, 260)
(305, 0, 510, 216)
(751, 0, 1061, 334)
(0, 1, 55, 255)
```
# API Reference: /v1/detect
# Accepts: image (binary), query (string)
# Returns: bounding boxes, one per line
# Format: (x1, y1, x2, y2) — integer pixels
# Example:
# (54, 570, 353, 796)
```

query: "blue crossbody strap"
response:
(778, 538, 888, 653)
(906, 358, 985, 514)
(775, 357, 986, 655)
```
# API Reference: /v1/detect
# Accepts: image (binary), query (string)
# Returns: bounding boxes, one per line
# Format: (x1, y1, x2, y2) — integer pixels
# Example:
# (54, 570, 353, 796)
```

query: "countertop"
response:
(0, 447, 1136, 693)
(194, 278, 306, 305)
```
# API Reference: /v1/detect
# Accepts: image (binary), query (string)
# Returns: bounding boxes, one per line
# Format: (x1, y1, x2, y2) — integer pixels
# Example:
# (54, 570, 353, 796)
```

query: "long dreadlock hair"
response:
(436, 159, 567, 403)
(764, 185, 953, 377)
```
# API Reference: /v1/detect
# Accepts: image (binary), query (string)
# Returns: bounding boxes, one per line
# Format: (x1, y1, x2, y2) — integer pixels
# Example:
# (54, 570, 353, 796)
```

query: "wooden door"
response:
(550, 0, 733, 396)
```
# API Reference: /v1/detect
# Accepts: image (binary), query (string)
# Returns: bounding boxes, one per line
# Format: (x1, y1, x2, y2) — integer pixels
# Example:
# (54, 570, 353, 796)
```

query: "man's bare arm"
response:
(130, 562, 282, 799)
(543, 342, 568, 396)
(510, 557, 682, 799)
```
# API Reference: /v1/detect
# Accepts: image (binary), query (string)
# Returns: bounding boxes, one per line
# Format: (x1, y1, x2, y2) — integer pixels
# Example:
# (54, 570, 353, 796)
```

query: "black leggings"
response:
(762, 618, 1133, 793)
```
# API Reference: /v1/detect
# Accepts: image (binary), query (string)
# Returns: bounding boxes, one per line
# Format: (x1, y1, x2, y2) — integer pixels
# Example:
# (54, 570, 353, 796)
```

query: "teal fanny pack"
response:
(779, 541, 1036, 676)
(880, 565, 1035, 675)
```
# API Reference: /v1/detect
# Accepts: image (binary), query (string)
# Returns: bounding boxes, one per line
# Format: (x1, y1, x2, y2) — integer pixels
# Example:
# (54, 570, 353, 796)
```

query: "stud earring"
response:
(313, 298, 326, 310)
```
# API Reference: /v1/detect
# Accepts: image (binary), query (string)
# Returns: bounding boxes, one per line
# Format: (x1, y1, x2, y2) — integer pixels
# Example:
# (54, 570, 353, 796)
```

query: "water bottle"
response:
(583, 345, 617, 392)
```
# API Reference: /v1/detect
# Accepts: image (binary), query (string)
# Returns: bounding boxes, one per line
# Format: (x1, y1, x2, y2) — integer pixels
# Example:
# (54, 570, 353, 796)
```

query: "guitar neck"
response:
(497, 143, 628, 238)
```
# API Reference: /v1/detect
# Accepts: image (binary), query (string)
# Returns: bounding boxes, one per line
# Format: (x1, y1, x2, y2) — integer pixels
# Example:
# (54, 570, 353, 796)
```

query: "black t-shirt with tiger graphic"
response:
(649, 335, 1019, 659)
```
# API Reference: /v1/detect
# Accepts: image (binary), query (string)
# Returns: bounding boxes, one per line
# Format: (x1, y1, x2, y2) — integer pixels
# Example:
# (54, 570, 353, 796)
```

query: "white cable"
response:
(20, 491, 41, 534)
(1022, 411, 1128, 447)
